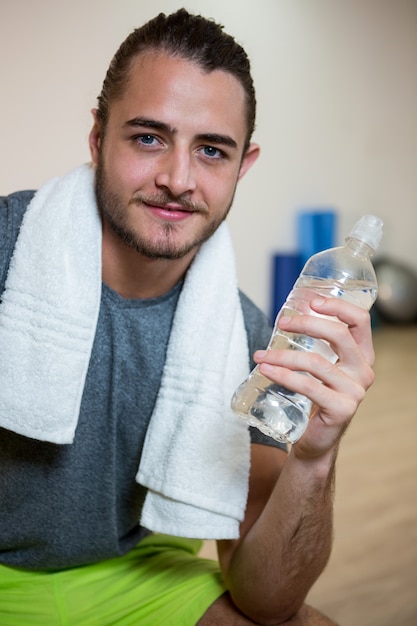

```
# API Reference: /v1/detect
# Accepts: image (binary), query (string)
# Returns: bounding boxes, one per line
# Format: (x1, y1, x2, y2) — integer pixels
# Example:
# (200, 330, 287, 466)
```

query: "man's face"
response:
(89, 52, 259, 261)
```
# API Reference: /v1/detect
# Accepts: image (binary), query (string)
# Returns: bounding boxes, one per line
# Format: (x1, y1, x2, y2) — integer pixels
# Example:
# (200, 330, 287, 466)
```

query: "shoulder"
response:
(0, 190, 35, 289)
(238, 290, 272, 362)
(0, 189, 36, 238)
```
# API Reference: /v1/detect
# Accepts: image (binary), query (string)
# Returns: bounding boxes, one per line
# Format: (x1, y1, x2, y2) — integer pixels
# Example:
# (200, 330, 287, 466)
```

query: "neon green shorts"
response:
(0, 534, 226, 625)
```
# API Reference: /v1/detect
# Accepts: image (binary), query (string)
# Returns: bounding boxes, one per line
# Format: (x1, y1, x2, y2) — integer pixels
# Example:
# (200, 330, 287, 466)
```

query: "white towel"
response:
(0, 164, 102, 443)
(138, 220, 251, 539)
(0, 164, 251, 539)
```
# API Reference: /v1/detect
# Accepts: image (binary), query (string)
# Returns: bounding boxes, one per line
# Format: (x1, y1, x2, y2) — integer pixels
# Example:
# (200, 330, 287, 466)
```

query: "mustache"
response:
(130, 192, 208, 214)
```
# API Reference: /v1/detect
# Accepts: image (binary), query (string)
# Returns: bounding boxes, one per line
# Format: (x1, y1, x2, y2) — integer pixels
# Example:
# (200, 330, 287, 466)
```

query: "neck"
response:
(101, 222, 197, 299)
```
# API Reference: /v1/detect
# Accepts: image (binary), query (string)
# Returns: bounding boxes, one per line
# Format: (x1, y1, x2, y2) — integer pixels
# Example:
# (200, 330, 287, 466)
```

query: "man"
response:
(0, 9, 375, 625)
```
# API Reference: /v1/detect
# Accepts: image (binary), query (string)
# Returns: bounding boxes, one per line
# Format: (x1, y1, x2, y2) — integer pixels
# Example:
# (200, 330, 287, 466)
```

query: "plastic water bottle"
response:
(231, 214, 383, 444)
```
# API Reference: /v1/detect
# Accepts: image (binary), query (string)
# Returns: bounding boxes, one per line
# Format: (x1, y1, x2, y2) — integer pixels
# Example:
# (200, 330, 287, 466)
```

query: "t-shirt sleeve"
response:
(238, 290, 288, 452)
(0, 190, 35, 295)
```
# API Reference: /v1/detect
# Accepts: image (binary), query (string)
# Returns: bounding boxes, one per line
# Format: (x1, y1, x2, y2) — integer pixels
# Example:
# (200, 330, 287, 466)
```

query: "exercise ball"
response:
(374, 258, 417, 324)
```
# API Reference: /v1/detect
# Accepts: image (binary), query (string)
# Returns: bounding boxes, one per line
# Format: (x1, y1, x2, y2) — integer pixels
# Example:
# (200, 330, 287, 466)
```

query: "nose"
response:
(155, 147, 197, 198)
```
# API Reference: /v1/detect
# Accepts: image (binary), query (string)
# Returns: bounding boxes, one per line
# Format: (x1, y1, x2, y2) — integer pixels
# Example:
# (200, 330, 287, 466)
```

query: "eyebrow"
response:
(124, 116, 173, 133)
(196, 133, 238, 150)
(124, 117, 238, 150)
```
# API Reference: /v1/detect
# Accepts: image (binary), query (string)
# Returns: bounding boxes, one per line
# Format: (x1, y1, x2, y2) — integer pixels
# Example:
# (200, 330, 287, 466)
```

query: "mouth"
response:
(145, 201, 195, 222)
(131, 193, 207, 223)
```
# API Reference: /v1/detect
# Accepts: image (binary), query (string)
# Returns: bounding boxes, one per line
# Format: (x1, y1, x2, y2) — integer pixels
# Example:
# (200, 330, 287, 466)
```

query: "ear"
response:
(238, 142, 260, 181)
(88, 109, 102, 165)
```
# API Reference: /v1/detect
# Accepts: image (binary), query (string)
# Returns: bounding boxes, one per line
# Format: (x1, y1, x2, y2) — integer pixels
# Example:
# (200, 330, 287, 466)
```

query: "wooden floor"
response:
(201, 325, 417, 625)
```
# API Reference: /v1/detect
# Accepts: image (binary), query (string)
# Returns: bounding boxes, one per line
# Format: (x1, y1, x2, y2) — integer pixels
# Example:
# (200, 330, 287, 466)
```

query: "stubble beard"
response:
(94, 159, 235, 261)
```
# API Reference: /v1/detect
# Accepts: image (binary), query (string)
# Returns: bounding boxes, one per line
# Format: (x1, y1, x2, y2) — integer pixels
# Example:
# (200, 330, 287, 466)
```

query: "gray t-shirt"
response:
(0, 190, 285, 570)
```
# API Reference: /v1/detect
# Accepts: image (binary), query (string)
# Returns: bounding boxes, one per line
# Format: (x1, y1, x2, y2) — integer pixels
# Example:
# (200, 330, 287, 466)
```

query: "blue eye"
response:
(138, 134, 158, 145)
(202, 145, 223, 159)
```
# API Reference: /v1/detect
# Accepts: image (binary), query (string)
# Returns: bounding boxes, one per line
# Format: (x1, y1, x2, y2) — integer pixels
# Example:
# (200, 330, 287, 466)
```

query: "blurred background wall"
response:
(1, 0, 416, 315)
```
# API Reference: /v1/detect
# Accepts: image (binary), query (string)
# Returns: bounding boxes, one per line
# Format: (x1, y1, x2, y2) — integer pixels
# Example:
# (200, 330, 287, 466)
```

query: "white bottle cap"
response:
(347, 214, 383, 252)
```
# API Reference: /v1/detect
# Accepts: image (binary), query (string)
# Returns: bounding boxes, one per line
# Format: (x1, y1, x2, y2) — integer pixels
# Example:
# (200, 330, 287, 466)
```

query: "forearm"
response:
(220, 447, 336, 624)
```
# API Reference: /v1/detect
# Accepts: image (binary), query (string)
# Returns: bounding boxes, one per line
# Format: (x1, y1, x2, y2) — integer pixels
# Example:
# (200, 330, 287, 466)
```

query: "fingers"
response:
(274, 299, 375, 368)
(258, 304, 375, 391)
(256, 349, 369, 414)
(309, 297, 375, 365)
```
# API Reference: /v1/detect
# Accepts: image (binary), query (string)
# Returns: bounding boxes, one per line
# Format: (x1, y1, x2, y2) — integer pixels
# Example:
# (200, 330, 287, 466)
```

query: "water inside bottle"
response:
(231, 330, 315, 444)
(232, 356, 312, 444)
(295, 277, 377, 310)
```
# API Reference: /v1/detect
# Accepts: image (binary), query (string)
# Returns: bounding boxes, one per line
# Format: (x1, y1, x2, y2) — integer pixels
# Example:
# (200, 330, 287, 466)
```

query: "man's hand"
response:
(253, 297, 375, 458)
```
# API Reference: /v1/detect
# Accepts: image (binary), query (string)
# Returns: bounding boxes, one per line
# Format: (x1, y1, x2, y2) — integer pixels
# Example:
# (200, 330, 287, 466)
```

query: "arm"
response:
(217, 297, 375, 624)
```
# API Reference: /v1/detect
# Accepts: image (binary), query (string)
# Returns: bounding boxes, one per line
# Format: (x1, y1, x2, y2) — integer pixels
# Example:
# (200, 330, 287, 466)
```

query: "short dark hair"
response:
(96, 8, 256, 150)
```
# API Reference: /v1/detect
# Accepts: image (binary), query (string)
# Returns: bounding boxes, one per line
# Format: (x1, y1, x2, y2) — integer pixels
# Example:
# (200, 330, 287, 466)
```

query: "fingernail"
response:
(279, 315, 291, 325)
(312, 297, 326, 307)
